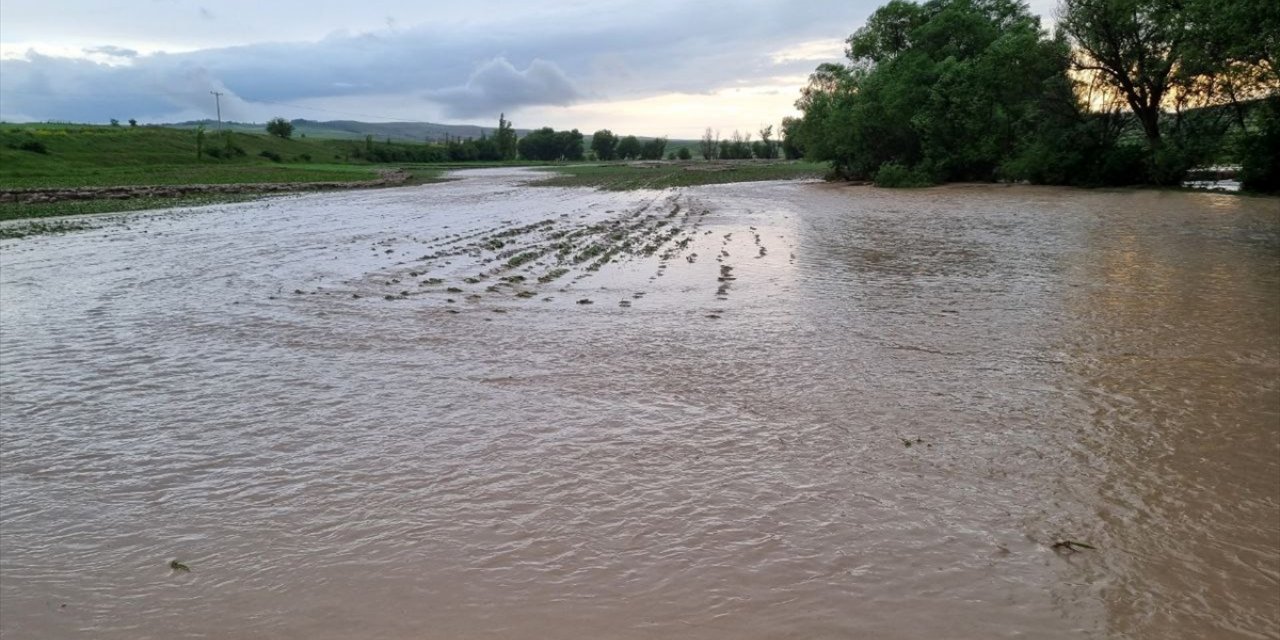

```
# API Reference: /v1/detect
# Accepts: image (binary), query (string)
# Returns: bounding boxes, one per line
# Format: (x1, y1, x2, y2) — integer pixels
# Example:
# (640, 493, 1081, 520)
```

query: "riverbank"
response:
(529, 160, 827, 190)
(0, 167, 444, 222)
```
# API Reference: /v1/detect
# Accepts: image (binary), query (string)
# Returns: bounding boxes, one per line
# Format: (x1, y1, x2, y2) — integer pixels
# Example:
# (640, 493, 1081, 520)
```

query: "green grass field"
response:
(0, 124, 823, 224)
(0, 124, 387, 189)
(0, 124, 458, 220)
(531, 161, 827, 190)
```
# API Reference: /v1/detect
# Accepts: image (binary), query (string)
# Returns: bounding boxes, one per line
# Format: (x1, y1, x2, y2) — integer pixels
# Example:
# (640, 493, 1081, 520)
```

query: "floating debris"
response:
(169, 559, 191, 572)
(577, 299, 594, 305)
(1052, 540, 1097, 553)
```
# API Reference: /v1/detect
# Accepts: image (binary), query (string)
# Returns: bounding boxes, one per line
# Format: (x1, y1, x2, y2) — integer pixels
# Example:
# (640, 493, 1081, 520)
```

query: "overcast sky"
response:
(0, 0, 1060, 137)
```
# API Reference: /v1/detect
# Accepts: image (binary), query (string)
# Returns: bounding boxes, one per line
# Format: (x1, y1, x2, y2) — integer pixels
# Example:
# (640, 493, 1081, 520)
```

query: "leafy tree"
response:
(616, 135, 642, 160)
(780, 117, 804, 159)
(640, 137, 668, 160)
(556, 129, 585, 160)
(266, 117, 294, 139)
(128, 118, 138, 127)
(109, 118, 120, 127)
(699, 128, 719, 160)
(757, 125, 775, 159)
(495, 113, 518, 160)
(795, 0, 1082, 183)
(1058, 0, 1278, 182)
(677, 147, 693, 160)
(591, 129, 619, 160)
(719, 130, 753, 159)
(1238, 97, 1280, 192)
(517, 127, 584, 160)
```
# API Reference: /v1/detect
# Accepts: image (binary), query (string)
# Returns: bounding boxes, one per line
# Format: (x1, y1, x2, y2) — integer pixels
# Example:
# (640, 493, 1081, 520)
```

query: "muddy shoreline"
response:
(0, 168, 412, 204)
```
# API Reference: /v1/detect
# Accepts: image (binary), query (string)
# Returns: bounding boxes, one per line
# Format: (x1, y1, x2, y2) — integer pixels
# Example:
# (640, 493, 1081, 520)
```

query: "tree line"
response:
(263, 113, 704, 164)
(785, 0, 1278, 191)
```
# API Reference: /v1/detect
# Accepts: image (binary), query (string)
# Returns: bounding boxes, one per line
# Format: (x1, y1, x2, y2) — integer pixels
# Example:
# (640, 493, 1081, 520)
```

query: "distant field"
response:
(531, 161, 827, 190)
(0, 124, 381, 189)
(0, 124, 816, 223)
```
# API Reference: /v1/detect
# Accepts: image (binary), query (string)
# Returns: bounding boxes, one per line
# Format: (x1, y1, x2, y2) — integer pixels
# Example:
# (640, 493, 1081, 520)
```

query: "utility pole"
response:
(209, 91, 224, 133)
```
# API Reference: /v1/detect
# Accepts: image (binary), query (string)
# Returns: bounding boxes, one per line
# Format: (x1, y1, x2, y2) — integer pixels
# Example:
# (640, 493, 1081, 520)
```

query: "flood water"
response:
(2, 169, 1278, 639)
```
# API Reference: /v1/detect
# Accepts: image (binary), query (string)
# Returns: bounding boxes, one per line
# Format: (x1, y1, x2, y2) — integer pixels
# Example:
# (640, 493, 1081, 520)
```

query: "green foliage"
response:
(259, 150, 283, 162)
(128, 119, 138, 127)
(757, 125, 775, 159)
(11, 140, 49, 154)
(494, 114, 518, 161)
(518, 127, 585, 161)
(640, 137, 667, 160)
(677, 147, 692, 160)
(718, 130, 754, 159)
(1238, 97, 1280, 192)
(699, 128, 718, 160)
(780, 117, 804, 159)
(266, 117, 294, 139)
(873, 162, 933, 187)
(616, 135, 641, 160)
(591, 129, 619, 160)
(796, 0, 1122, 184)
(796, 0, 1278, 188)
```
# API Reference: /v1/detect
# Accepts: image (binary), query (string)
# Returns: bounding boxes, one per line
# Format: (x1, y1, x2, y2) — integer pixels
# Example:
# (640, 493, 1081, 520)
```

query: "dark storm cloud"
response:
(0, 0, 869, 122)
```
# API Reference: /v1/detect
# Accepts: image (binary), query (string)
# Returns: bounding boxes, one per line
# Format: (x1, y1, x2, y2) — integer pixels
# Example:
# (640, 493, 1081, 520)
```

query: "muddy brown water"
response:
(1, 169, 1277, 639)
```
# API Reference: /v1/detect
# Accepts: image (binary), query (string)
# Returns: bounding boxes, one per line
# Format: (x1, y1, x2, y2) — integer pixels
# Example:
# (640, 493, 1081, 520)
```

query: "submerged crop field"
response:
(2, 168, 1277, 639)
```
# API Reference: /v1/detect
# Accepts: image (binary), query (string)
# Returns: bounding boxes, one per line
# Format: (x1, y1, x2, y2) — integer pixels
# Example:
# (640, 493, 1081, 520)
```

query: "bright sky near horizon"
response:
(0, 0, 1060, 137)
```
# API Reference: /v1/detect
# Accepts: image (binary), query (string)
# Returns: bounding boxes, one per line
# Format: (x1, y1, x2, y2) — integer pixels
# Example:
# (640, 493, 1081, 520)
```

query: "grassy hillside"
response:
(0, 124, 388, 189)
(171, 119, 519, 143)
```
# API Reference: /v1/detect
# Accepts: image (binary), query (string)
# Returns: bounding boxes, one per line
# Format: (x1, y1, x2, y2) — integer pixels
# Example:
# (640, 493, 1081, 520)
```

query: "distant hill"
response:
(171, 119, 530, 143)
(171, 119, 698, 152)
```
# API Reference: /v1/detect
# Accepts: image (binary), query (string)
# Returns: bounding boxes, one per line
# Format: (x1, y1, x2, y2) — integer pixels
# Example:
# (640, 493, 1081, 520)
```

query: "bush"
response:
(206, 145, 246, 160)
(1094, 144, 1148, 186)
(873, 162, 933, 188)
(1238, 98, 1280, 193)
(677, 147, 692, 160)
(259, 150, 283, 162)
(265, 117, 294, 139)
(14, 140, 48, 154)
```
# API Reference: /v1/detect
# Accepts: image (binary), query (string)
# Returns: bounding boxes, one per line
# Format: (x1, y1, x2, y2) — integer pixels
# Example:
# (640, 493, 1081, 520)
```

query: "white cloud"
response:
(428, 58, 582, 117)
(770, 39, 846, 64)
